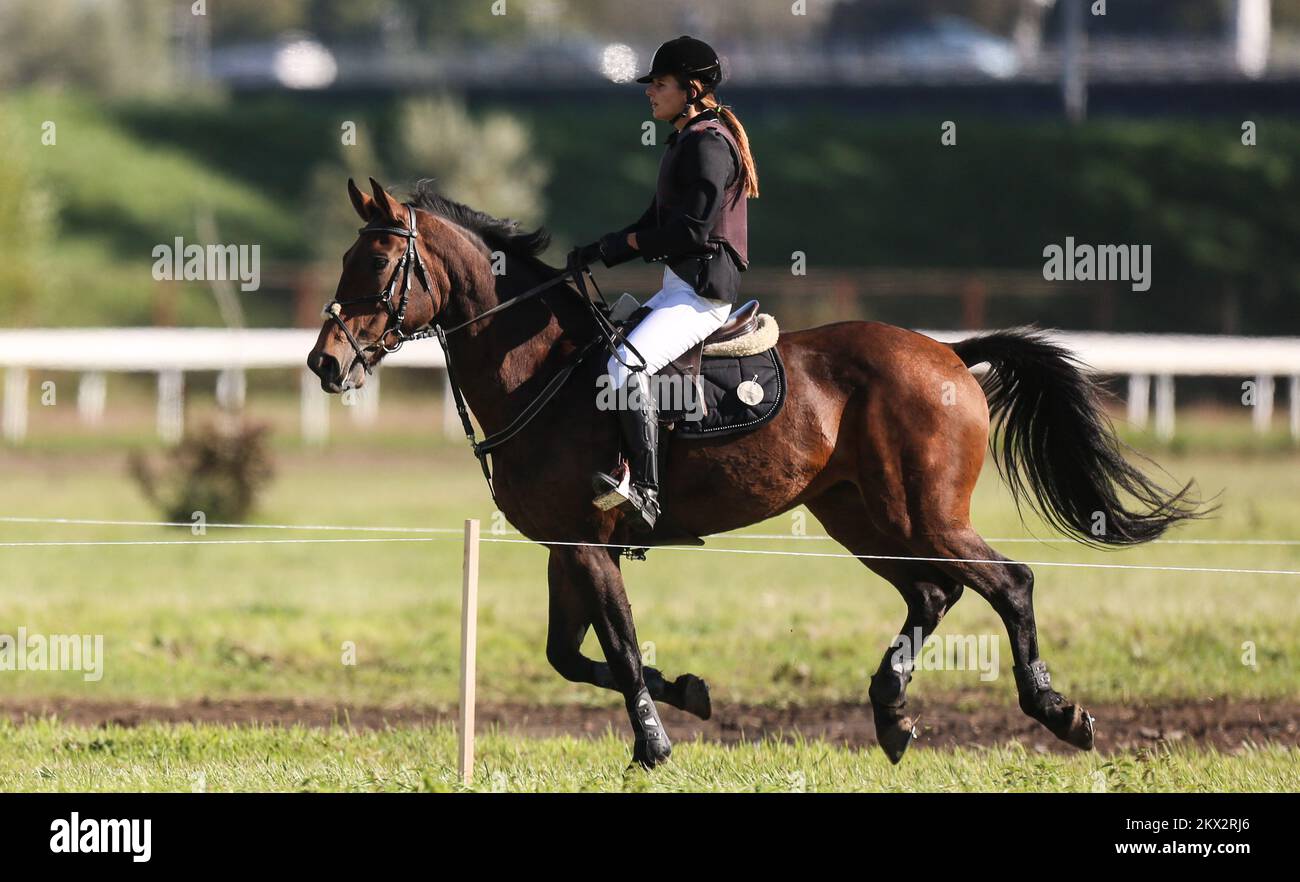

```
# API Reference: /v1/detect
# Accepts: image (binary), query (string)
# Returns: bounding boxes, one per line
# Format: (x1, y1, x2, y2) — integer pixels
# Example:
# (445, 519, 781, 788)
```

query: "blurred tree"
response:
(0, 103, 55, 326)
(207, 0, 395, 44)
(393, 95, 549, 227)
(201, 0, 845, 48)
(302, 95, 549, 262)
(202, 0, 306, 42)
(0, 0, 173, 95)
(303, 122, 389, 260)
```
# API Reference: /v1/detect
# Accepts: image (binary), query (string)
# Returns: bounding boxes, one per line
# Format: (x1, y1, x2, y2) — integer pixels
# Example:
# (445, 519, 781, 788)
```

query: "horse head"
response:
(307, 178, 453, 393)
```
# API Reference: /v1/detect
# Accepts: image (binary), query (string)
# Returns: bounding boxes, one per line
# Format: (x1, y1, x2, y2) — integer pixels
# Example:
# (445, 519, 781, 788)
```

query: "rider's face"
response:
(645, 76, 693, 123)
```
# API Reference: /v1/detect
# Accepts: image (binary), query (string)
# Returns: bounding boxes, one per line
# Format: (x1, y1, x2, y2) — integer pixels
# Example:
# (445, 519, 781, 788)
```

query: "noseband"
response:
(324, 204, 433, 374)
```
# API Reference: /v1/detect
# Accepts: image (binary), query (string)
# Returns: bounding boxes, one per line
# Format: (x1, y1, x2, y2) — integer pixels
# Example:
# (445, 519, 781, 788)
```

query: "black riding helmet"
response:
(636, 35, 723, 118)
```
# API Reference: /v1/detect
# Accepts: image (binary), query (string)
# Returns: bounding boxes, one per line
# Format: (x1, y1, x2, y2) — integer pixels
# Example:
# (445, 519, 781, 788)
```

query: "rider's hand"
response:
(568, 240, 604, 269)
(596, 231, 639, 268)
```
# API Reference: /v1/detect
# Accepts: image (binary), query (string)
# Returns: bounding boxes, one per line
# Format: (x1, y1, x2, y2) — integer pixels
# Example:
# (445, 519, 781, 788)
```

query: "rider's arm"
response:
(633, 129, 735, 262)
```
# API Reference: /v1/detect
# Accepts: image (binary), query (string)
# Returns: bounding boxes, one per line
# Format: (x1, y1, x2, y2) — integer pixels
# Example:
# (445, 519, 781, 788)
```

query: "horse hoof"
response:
(632, 736, 672, 770)
(1034, 698, 1095, 751)
(676, 673, 712, 720)
(1063, 704, 1095, 750)
(875, 713, 919, 765)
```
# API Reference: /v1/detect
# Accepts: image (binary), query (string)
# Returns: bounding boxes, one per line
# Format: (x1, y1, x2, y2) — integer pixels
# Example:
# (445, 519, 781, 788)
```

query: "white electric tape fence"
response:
(0, 515, 1298, 577)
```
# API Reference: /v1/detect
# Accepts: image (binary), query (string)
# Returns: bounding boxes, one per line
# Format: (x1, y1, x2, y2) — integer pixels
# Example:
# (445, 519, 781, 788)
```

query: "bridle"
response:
(322, 201, 650, 504)
(323, 204, 435, 374)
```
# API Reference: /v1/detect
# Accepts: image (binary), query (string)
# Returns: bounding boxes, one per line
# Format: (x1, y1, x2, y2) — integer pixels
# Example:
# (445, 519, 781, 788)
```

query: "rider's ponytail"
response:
(689, 80, 760, 200)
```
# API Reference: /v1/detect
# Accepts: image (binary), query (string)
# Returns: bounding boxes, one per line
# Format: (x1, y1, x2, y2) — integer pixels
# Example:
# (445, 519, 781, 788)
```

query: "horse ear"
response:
(369, 177, 404, 225)
(347, 178, 375, 221)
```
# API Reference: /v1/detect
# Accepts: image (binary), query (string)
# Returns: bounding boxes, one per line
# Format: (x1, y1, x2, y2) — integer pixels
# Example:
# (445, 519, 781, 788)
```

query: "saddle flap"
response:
(657, 341, 706, 420)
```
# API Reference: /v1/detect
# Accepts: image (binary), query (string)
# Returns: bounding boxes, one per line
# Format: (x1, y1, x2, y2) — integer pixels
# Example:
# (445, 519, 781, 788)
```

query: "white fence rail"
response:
(1, 328, 1298, 444)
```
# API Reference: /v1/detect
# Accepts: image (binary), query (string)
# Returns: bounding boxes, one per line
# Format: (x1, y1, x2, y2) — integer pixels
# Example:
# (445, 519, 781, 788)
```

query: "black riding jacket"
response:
(599, 109, 748, 304)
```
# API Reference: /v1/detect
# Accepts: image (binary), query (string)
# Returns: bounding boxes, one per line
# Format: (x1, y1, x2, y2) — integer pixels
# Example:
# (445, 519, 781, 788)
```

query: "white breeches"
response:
(606, 266, 732, 389)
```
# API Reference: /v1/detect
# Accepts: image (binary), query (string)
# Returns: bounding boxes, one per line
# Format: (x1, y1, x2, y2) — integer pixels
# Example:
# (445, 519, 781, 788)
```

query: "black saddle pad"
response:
(667, 347, 786, 439)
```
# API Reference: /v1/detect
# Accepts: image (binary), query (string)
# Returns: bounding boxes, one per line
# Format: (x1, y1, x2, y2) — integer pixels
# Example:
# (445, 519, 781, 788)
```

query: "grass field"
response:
(1, 405, 1297, 791)
(1, 431, 1296, 707)
(1, 720, 1293, 793)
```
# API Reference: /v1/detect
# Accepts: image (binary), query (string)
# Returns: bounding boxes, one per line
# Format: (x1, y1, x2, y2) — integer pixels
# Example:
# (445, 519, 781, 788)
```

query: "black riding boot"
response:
(592, 372, 660, 532)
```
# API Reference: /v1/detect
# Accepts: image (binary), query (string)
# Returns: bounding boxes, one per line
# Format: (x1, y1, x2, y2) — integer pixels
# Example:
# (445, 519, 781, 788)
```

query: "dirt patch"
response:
(1, 697, 1295, 753)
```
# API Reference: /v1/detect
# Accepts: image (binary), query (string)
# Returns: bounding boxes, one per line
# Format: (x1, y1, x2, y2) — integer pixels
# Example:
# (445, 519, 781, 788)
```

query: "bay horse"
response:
(307, 179, 1206, 768)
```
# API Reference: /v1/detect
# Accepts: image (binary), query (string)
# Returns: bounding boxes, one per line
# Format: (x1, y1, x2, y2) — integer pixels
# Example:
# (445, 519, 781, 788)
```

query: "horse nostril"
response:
(310, 351, 340, 383)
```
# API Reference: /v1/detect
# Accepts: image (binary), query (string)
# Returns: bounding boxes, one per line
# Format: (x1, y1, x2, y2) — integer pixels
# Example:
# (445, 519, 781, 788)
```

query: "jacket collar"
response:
(666, 108, 719, 146)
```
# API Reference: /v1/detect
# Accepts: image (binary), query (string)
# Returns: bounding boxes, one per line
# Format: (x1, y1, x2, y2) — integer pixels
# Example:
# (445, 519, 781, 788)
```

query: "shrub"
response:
(128, 421, 275, 525)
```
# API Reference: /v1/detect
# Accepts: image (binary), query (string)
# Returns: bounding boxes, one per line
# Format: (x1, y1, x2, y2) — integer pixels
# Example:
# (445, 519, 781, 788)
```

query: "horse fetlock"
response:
(633, 734, 673, 769)
(869, 667, 910, 709)
(1014, 660, 1095, 750)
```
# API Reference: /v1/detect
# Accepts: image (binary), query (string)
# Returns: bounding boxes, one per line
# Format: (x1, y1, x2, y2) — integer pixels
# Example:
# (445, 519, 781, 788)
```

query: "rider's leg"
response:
(606, 268, 733, 389)
(594, 268, 731, 531)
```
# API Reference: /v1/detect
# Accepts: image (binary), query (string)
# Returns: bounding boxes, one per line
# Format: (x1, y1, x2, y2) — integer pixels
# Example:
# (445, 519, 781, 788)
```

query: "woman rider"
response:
(569, 35, 760, 533)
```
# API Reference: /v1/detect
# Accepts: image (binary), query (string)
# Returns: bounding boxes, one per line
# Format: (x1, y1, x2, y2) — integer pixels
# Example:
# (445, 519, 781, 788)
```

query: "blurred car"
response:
(889, 15, 1019, 79)
(867, 15, 1022, 80)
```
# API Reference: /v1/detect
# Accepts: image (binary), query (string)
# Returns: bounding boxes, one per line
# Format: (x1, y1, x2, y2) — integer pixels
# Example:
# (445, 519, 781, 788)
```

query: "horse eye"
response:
(372, 256, 389, 270)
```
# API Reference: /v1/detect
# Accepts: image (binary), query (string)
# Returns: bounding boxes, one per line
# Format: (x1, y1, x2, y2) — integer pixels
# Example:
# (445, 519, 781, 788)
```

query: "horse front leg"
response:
(545, 550, 711, 720)
(549, 545, 672, 768)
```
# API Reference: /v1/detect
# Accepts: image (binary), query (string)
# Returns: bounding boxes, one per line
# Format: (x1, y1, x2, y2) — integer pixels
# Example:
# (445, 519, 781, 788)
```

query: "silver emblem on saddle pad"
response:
(736, 375, 764, 406)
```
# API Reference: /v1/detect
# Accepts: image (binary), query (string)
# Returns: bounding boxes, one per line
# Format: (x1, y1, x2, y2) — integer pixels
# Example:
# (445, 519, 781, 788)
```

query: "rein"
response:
(325, 203, 649, 504)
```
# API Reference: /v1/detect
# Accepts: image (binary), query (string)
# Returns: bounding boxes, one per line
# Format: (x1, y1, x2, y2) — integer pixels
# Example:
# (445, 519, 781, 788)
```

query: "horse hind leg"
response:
(545, 550, 712, 721)
(916, 528, 1095, 750)
(807, 485, 965, 764)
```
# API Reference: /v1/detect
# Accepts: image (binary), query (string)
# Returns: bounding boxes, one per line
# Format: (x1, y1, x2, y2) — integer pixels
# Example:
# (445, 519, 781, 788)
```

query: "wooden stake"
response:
(458, 518, 480, 786)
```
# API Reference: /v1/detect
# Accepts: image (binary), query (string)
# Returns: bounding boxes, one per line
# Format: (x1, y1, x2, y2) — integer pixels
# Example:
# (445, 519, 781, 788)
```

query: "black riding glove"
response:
(596, 231, 639, 268)
(568, 240, 604, 270)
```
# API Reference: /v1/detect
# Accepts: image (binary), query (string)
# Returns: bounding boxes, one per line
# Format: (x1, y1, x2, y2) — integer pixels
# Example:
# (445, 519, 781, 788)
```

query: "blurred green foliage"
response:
(0, 102, 55, 325)
(5, 88, 1299, 332)
(0, 0, 174, 96)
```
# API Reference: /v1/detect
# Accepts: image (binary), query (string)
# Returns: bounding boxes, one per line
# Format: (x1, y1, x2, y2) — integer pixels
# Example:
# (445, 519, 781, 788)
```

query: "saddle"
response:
(610, 296, 786, 439)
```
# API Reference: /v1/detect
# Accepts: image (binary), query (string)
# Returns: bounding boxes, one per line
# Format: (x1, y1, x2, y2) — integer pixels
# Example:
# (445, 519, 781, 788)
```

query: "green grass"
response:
(0, 720, 1293, 793)
(1, 411, 1297, 792)
(0, 423, 1296, 710)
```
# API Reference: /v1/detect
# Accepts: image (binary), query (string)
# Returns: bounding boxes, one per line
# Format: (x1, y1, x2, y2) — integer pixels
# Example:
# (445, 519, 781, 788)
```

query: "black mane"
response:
(408, 179, 555, 270)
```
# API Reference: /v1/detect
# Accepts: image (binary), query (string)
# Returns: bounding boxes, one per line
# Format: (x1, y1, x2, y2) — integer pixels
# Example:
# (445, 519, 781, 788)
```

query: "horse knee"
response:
(910, 582, 948, 622)
(1005, 563, 1033, 603)
(907, 579, 962, 624)
(986, 563, 1033, 620)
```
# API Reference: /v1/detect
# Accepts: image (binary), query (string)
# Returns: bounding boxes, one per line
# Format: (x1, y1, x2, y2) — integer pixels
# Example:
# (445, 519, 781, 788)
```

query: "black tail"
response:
(951, 327, 1212, 547)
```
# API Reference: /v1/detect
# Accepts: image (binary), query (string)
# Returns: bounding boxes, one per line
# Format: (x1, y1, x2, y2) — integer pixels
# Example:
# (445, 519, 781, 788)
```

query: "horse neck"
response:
(442, 253, 580, 435)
